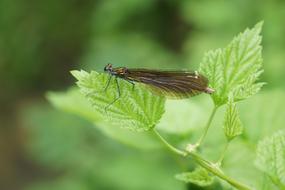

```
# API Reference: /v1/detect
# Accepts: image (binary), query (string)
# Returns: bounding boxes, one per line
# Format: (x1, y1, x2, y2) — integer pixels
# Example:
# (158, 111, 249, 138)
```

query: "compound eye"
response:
(104, 63, 113, 71)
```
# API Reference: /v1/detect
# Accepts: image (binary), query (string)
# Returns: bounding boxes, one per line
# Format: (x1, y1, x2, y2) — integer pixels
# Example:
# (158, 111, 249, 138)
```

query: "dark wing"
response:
(125, 69, 213, 99)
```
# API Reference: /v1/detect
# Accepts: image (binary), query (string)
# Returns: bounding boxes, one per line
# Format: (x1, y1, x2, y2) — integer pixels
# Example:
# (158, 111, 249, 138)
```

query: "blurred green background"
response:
(1, 0, 285, 190)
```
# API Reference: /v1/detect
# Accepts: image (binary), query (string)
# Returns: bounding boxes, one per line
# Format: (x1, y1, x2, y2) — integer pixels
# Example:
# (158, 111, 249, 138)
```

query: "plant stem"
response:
(216, 140, 230, 165)
(153, 130, 254, 190)
(153, 129, 187, 156)
(188, 151, 254, 190)
(196, 106, 218, 147)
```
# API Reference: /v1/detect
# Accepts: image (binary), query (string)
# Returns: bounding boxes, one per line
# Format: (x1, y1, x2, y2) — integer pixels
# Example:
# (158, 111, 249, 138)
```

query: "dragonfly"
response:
(99, 63, 214, 111)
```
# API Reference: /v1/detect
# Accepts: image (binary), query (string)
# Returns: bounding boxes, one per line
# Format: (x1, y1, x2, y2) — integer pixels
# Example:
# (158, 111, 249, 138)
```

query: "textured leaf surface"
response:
(199, 22, 264, 106)
(175, 167, 214, 187)
(255, 131, 285, 188)
(71, 70, 165, 131)
(223, 98, 243, 141)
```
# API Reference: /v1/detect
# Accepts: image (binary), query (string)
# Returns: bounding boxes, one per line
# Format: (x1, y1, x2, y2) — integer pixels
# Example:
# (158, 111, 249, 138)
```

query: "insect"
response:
(100, 63, 214, 111)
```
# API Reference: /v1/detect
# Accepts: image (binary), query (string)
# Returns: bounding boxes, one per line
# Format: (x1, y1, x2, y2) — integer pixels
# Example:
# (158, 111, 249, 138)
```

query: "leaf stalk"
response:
(153, 129, 187, 156)
(153, 130, 254, 190)
(196, 105, 219, 147)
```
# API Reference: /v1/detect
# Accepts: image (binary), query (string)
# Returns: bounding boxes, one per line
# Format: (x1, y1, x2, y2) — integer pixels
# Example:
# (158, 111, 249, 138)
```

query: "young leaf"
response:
(175, 167, 214, 187)
(71, 70, 165, 131)
(223, 97, 243, 141)
(255, 130, 285, 188)
(199, 22, 264, 106)
(199, 49, 224, 105)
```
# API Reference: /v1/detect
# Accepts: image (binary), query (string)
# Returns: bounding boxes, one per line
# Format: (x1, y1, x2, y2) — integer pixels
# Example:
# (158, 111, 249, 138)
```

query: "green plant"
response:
(47, 22, 285, 190)
(71, 22, 263, 190)
(255, 130, 285, 189)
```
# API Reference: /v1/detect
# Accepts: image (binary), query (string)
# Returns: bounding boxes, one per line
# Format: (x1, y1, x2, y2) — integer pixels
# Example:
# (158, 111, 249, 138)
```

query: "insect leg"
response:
(86, 75, 112, 98)
(125, 79, 135, 91)
(103, 75, 113, 92)
(104, 77, 121, 113)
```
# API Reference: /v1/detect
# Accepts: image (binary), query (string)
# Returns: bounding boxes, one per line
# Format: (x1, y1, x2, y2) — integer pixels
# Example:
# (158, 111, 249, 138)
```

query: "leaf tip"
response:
(255, 20, 264, 28)
(70, 70, 89, 81)
(253, 21, 264, 34)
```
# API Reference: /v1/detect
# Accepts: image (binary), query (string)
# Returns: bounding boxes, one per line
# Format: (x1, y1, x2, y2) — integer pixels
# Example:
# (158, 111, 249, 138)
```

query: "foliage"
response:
(71, 70, 165, 131)
(255, 131, 285, 189)
(175, 167, 214, 187)
(2, 1, 285, 190)
(223, 97, 243, 141)
(199, 22, 264, 106)
(47, 89, 161, 150)
(54, 22, 267, 190)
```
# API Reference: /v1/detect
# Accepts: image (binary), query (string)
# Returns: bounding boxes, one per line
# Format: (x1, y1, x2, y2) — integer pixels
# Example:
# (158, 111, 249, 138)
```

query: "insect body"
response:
(101, 64, 214, 111)
(99, 64, 214, 111)
(105, 62, 213, 93)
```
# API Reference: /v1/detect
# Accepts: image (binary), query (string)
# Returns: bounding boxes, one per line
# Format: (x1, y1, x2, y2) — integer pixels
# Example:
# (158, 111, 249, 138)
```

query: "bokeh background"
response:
(1, 0, 285, 190)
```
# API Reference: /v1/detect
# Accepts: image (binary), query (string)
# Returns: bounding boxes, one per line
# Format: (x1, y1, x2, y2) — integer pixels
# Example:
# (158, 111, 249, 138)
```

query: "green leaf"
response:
(239, 90, 285, 144)
(71, 70, 165, 131)
(156, 98, 210, 135)
(175, 167, 214, 187)
(47, 88, 162, 150)
(255, 130, 285, 188)
(199, 49, 224, 104)
(199, 22, 264, 106)
(202, 91, 285, 190)
(47, 88, 102, 122)
(223, 97, 243, 141)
